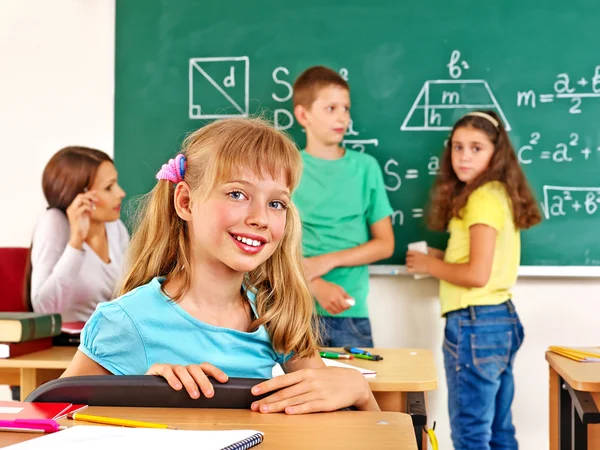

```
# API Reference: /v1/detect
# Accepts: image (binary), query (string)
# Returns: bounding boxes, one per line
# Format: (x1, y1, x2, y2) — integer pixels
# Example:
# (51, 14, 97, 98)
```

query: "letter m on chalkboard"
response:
(401, 79, 510, 131)
(189, 57, 250, 119)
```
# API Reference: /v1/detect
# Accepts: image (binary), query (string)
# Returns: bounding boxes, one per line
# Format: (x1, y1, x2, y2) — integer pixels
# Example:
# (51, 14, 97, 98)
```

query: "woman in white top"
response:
(25, 146, 129, 322)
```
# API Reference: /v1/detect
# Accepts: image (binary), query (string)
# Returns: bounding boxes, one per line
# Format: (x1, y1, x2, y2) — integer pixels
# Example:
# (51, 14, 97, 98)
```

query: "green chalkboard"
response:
(115, 0, 600, 275)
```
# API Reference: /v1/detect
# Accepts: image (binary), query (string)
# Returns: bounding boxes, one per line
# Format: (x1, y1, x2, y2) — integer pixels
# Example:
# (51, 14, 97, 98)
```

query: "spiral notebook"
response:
(4, 425, 264, 450)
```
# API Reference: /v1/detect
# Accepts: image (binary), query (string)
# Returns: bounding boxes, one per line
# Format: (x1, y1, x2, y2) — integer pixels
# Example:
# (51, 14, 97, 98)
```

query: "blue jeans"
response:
(319, 317, 374, 348)
(443, 300, 524, 450)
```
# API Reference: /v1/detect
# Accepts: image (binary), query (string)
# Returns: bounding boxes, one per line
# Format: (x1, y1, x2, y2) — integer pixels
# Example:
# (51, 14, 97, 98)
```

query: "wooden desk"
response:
(0, 347, 438, 410)
(0, 406, 417, 449)
(0, 347, 74, 400)
(336, 348, 437, 413)
(547, 351, 600, 450)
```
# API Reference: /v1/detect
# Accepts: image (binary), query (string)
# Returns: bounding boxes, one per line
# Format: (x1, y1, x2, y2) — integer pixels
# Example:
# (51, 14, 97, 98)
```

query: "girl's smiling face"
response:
(190, 169, 290, 273)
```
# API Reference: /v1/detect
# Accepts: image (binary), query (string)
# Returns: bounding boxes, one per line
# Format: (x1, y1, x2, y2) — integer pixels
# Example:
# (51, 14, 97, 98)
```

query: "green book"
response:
(0, 312, 62, 343)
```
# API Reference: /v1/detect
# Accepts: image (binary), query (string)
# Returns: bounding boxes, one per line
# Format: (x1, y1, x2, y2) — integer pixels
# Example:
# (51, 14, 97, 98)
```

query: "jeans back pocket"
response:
(470, 330, 512, 381)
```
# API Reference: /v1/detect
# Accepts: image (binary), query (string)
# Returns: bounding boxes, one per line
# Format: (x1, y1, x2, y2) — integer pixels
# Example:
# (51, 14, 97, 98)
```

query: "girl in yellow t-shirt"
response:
(406, 110, 541, 450)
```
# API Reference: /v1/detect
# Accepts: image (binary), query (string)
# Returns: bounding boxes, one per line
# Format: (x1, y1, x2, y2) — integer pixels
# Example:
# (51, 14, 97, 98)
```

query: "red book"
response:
(55, 404, 88, 420)
(61, 322, 85, 335)
(0, 401, 87, 421)
(0, 337, 53, 358)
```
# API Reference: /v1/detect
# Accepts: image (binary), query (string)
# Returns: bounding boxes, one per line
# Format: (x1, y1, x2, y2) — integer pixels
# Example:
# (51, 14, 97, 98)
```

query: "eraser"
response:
(407, 241, 431, 280)
(408, 241, 428, 254)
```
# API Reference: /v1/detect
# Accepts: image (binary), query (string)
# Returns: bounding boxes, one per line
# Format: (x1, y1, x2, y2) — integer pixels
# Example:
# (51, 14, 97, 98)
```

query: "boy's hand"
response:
(304, 254, 337, 280)
(310, 278, 352, 315)
(250, 367, 374, 414)
(406, 250, 434, 275)
(145, 362, 228, 399)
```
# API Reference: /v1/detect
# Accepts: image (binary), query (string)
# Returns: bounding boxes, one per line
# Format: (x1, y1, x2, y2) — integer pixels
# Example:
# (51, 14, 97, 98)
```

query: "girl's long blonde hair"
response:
(120, 118, 318, 358)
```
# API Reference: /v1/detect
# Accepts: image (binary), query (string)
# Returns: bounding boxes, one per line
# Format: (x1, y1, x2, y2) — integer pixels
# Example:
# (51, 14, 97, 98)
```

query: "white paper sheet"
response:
(4, 425, 264, 450)
(272, 357, 377, 378)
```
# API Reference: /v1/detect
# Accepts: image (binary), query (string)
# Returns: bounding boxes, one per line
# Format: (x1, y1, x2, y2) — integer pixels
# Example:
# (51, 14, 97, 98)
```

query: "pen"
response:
(344, 346, 372, 356)
(320, 351, 353, 359)
(67, 412, 176, 429)
(353, 354, 383, 361)
(0, 419, 65, 434)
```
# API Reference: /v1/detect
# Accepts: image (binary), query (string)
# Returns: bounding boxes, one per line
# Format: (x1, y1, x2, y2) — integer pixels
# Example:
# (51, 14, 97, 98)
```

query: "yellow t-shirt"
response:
(439, 181, 520, 316)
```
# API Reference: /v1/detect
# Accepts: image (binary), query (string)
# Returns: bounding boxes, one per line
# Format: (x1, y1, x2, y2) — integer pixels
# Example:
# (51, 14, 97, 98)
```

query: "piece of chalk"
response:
(346, 299, 355, 306)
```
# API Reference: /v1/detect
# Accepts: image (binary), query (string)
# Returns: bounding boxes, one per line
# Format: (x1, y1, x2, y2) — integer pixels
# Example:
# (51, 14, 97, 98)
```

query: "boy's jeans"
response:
(319, 317, 374, 348)
(443, 300, 524, 450)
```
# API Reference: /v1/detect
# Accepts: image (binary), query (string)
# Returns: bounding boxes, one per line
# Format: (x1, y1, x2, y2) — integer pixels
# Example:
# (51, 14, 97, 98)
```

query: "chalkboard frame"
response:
(369, 265, 600, 277)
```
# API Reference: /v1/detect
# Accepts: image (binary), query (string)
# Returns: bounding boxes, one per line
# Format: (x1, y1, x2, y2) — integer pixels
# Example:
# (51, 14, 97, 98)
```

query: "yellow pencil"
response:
(67, 412, 176, 429)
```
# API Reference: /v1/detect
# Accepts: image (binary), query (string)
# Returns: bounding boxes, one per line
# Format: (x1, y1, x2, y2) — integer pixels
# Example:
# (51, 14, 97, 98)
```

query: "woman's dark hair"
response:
(42, 146, 112, 212)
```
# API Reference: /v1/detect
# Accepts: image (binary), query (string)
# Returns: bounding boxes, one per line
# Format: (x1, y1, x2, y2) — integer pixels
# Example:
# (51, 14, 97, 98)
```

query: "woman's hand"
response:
(250, 367, 377, 414)
(66, 191, 98, 248)
(145, 362, 228, 399)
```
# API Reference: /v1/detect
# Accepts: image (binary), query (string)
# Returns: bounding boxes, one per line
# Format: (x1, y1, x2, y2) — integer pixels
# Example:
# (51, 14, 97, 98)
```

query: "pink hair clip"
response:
(156, 154, 186, 183)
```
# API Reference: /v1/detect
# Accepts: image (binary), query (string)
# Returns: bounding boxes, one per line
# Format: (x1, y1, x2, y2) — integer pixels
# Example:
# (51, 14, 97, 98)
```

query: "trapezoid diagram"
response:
(401, 79, 511, 131)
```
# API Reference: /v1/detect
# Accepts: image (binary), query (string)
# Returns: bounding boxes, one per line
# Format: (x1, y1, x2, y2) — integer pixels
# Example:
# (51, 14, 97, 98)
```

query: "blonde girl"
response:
(63, 118, 378, 415)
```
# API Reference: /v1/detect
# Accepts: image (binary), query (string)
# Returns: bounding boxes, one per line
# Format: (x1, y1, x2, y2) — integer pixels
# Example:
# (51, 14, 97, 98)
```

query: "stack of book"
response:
(548, 346, 600, 362)
(53, 321, 85, 347)
(0, 312, 62, 358)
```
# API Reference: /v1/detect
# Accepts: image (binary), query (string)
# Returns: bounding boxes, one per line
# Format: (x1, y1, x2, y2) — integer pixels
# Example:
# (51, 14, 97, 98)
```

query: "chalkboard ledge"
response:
(369, 265, 600, 278)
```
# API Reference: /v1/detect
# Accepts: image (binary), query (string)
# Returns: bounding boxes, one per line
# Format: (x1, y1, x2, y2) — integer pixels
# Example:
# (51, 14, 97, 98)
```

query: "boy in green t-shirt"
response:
(292, 66, 394, 347)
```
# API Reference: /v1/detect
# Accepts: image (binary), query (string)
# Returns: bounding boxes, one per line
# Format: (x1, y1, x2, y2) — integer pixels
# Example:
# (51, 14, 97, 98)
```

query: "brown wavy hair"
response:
(42, 146, 113, 212)
(120, 118, 319, 358)
(428, 110, 542, 231)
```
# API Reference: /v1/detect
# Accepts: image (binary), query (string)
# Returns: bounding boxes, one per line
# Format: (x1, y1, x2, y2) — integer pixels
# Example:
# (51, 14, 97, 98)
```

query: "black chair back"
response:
(25, 375, 270, 408)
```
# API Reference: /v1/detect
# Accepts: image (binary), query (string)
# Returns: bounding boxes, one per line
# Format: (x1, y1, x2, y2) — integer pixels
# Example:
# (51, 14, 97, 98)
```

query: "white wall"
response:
(1, 2, 599, 449)
(0, 0, 115, 244)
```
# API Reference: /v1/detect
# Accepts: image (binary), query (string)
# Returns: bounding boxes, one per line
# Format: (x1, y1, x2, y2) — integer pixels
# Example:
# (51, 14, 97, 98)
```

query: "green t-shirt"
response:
(293, 150, 393, 318)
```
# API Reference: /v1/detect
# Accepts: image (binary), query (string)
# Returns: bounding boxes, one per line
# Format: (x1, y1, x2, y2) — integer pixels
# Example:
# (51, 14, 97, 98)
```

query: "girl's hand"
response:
(250, 367, 375, 414)
(406, 250, 434, 275)
(145, 362, 229, 399)
(428, 247, 445, 260)
(66, 191, 98, 248)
